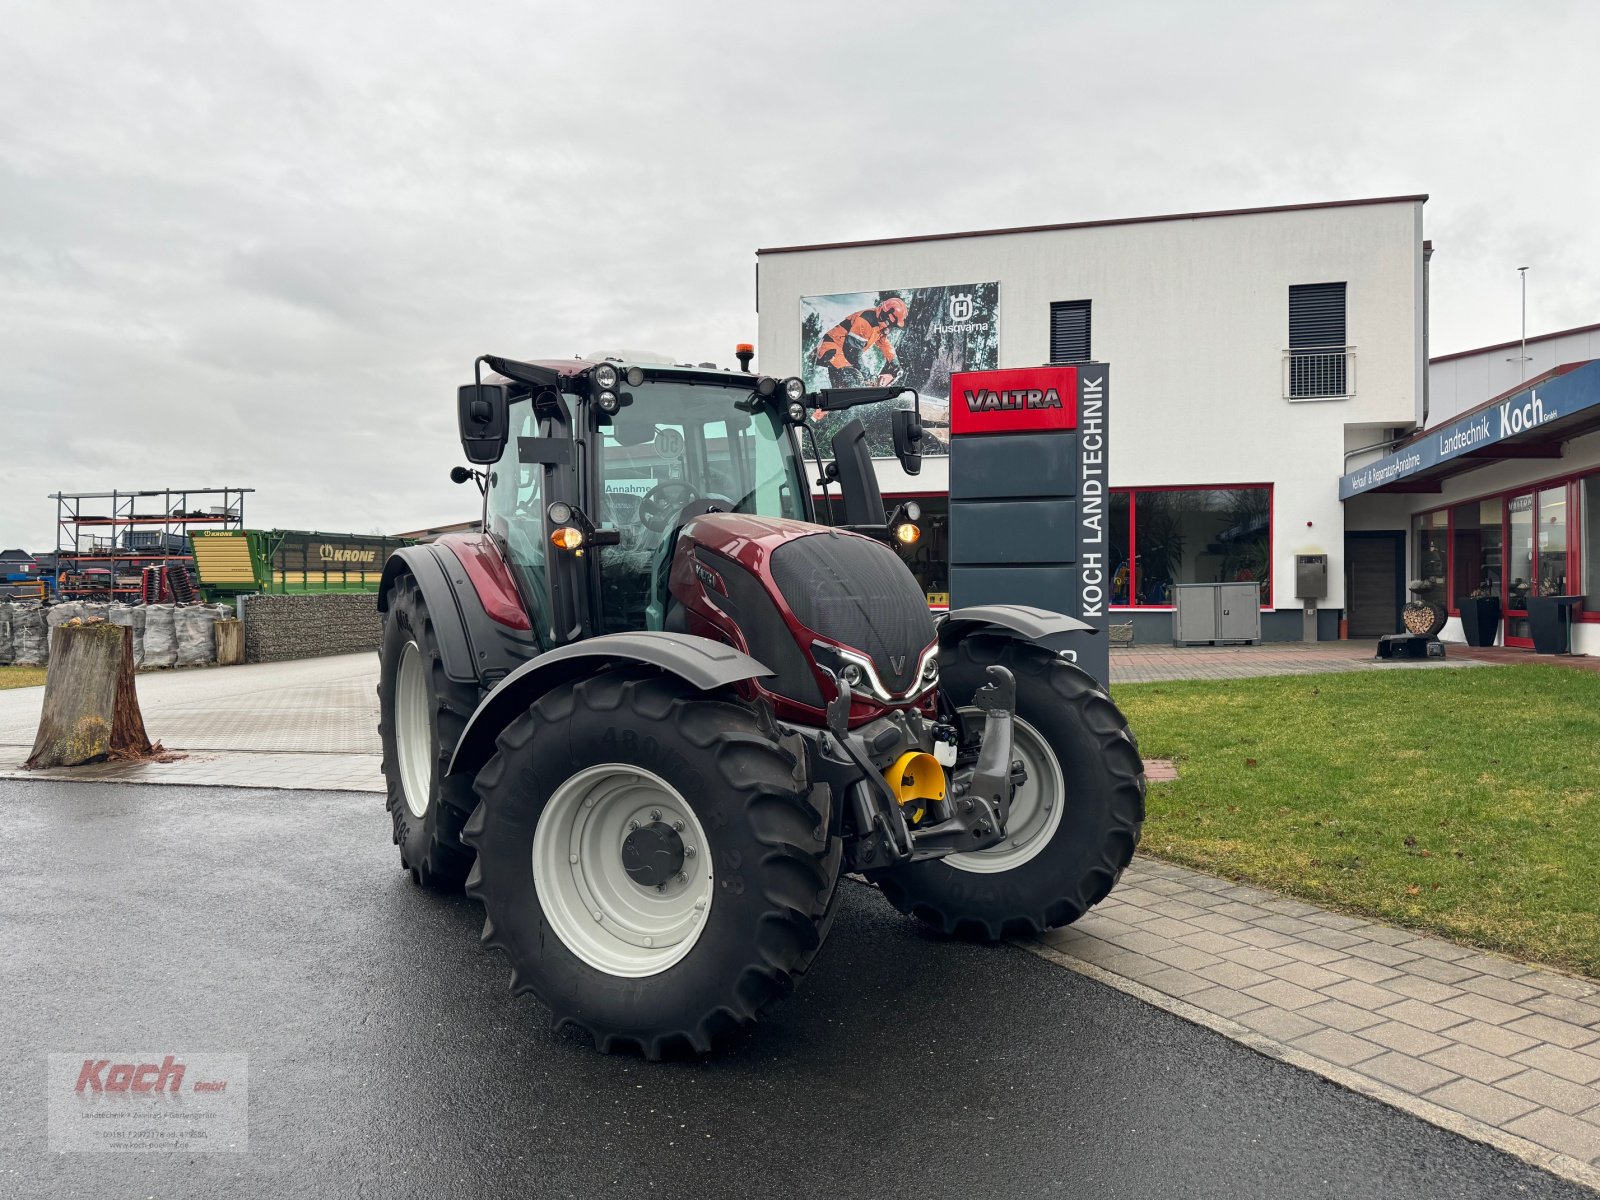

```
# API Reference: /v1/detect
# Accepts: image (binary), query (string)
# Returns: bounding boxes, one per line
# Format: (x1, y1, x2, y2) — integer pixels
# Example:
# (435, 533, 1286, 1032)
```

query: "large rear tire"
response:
(463, 666, 840, 1058)
(871, 635, 1145, 940)
(377, 576, 478, 890)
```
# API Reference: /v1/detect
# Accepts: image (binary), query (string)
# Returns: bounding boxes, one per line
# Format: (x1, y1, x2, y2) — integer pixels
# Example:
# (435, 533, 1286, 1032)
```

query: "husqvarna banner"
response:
(946, 363, 1112, 688)
(799, 282, 999, 457)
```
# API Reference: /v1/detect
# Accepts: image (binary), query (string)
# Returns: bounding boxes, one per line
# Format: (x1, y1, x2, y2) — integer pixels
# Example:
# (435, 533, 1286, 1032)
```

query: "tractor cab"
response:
(461, 355, 922, 650)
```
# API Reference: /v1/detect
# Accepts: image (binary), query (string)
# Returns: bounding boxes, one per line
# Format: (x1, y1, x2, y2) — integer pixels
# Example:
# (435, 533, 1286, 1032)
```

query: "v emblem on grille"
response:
(889, 655, 906, 674)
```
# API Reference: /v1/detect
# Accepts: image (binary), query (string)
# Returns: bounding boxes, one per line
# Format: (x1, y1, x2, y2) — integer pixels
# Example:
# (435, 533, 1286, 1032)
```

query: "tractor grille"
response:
(770, 532, 935, 696)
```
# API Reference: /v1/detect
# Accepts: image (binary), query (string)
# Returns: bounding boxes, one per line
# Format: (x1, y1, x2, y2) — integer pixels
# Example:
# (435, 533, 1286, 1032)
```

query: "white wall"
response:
(758, 200, 1426, 611)
(1430, 325, 1600, 425)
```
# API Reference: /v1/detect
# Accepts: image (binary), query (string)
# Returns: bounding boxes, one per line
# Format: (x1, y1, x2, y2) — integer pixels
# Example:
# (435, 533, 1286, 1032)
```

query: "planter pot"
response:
(1527, 595, 1584, 655)
(1457, 597, 1501, 647)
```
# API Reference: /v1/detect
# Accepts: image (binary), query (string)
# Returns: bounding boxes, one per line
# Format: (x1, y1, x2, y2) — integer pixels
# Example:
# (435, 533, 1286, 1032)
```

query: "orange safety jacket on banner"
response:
(815, 308, 900, 371)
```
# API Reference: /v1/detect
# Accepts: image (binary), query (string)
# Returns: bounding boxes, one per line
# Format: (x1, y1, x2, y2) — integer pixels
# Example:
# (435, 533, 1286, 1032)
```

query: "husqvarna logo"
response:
(948, 293, 974, 322)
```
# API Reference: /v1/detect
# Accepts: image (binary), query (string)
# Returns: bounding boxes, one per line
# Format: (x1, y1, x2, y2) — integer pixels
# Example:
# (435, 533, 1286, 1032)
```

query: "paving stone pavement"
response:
(1026, 856, 1600, 1173)
(1111, 640, 1492, 683)
(0, 653, 384, 791)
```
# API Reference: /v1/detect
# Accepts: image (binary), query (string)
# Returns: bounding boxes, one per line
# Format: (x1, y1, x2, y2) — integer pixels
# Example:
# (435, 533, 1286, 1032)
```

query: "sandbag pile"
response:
(5, 600, 239, 669)
(9, 603, 48, 666)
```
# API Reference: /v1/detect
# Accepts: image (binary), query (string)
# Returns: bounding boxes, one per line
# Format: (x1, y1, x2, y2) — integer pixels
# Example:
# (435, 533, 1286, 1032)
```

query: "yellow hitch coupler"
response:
(883, 751, 947, 826)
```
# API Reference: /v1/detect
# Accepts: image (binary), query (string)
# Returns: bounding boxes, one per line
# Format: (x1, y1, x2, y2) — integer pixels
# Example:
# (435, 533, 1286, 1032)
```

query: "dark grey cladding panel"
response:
(950, 433, 1079, 500)
(949, 499, 1077, 565)
(949, 565, 1081, 616)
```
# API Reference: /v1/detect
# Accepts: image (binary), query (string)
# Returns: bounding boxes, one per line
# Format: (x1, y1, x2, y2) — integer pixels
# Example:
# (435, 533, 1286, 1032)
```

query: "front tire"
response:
(463, 667, 840, 1058)
(378, 576, 477, 889)
(871, 635, 1145, 939)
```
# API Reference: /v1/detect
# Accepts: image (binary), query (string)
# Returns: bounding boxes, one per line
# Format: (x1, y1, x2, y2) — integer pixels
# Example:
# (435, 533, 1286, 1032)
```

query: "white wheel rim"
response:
(533, 764, 714, 978)
(395, 640, 432, 820)
(947, 712, 1065, 875)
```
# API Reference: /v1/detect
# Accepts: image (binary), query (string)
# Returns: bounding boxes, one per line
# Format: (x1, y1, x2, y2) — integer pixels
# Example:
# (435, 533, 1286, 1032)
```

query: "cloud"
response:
(1, 0, 1596, 549)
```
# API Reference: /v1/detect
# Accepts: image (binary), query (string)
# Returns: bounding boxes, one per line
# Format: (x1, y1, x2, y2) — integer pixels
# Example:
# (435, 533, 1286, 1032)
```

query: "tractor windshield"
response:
(597, 378, 807, 631)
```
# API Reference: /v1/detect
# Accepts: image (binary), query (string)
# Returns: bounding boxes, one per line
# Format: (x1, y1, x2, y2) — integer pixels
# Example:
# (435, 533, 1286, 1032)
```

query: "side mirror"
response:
(891, 408, 923, 476)
(457, 383, 509, 464)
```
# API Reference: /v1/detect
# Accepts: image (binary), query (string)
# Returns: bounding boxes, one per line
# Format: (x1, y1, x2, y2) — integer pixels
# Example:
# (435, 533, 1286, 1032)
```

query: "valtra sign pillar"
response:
(946, 363, 1111, 688)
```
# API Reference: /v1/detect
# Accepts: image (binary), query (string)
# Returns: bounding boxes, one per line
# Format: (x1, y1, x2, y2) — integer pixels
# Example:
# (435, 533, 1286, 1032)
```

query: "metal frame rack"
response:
(49, 487, 255, 600)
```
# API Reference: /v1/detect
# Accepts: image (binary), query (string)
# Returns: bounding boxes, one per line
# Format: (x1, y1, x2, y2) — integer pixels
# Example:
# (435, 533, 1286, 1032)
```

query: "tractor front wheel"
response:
(377, 576, 478, 889)
(464, 667, 840, 1058)
(871, 634, 1145, 940)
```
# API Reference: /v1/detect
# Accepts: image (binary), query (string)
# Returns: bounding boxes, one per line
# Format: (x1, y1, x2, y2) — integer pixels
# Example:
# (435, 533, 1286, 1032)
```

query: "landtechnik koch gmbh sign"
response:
(1339, 362, 1600, 499)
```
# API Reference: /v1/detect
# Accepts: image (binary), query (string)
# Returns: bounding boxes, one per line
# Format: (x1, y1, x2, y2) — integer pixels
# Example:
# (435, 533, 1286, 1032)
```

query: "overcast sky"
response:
(2, 0, 1595, 550)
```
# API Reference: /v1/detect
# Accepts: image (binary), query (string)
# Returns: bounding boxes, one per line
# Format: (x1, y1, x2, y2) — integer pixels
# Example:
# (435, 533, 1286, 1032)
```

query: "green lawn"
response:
(0, 665, 47, 690)
(1117, 664, 1600, 977)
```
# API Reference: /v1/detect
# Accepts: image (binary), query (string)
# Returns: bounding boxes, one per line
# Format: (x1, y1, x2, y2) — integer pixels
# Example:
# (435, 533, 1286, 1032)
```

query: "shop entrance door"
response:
(1504, 486, 1572, 649)
(1505, 492, 1535, 648)
(1346, 531, 1403, 637)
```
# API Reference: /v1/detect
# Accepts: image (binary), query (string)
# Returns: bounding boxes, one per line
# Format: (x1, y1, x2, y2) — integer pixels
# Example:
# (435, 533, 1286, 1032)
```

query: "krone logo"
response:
(948, 293, 974, 322)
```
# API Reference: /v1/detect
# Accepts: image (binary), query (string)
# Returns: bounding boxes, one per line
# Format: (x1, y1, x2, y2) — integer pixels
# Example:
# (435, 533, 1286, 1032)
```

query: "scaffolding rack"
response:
(49, 487, 254, 601)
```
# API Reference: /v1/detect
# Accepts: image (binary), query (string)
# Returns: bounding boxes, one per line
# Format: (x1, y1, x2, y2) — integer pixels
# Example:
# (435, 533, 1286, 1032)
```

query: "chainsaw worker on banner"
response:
(814, 296, 908, 387)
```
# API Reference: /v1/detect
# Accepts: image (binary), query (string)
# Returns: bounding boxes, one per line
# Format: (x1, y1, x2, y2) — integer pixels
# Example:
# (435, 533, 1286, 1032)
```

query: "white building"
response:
(756, 195, 1430, 642)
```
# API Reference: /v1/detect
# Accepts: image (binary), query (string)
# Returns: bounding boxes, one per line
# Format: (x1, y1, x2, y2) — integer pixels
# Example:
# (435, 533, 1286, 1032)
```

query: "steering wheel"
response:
(638, 479, 702, 533)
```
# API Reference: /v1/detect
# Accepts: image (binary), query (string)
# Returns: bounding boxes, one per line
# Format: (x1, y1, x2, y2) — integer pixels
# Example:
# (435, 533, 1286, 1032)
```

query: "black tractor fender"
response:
(447, 632, 772, 779)
(377, 545, 536, 687)
(937, 604, 1096, 657)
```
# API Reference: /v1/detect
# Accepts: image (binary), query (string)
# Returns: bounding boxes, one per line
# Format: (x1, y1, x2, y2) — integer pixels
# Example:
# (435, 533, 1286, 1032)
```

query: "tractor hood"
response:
(674, 513, 937, 709)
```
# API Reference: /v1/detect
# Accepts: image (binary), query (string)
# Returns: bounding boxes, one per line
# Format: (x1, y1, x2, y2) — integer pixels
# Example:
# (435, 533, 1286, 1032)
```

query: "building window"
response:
(1119, 486, 1272, 607)
(1537, 485, 1570, 597)
(1412, 510, 1449, 606)
(1450, 497, 1502, 607)
(1287, 282, 1348, 397)
(1049, 300, 1091, 363)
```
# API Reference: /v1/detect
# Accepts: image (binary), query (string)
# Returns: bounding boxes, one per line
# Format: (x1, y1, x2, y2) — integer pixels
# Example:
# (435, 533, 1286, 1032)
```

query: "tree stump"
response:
(26, 622, 155, 768)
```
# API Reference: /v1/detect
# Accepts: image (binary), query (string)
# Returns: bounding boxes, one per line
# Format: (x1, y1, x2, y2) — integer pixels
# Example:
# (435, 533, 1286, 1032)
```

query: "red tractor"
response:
(377, 354, 1144, 1057)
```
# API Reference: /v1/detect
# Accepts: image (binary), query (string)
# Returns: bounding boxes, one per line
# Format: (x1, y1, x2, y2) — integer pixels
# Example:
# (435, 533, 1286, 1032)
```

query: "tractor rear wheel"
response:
(377, 575, 478, 889)
(871, 635, 1145, 940)
(463, 666, 840, 1058)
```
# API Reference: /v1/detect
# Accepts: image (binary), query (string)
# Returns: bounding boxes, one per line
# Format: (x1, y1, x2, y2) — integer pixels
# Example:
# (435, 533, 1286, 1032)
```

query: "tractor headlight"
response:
(922, 658, 939, 685)
(786, 400, 806, 423)
(597, 390, 619, 413)
(841, 663, 865, 687)
(592, 363, 619, 390)
(782, 377, 806, 403)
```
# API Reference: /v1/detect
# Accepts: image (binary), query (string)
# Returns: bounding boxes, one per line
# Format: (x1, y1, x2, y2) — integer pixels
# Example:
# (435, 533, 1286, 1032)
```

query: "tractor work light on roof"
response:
(623, 365, 646, 388)
(547, 501, 573, 525)
(782, 377, 805, 403)
(755, 376, 778, 397)
(597, 390, 619, 413)
(592, 363, 619, 390)
(786, 400, 806, 423)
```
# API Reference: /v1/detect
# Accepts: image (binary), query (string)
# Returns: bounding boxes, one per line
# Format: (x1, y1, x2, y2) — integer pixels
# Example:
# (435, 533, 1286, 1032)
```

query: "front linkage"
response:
(788, 665, 1025, 873)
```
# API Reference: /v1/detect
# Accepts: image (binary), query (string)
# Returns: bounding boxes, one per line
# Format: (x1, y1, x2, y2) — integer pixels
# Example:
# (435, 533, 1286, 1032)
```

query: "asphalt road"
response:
(1, 779, 1587, 1200)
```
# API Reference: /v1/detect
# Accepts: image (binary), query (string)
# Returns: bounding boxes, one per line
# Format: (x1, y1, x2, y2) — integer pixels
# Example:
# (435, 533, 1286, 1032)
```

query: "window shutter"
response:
(1288, 283, 1346, 348)
(1049, 300, 1091, 363)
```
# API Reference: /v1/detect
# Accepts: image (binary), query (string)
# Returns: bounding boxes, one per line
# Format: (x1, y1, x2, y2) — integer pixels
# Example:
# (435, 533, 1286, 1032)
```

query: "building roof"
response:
(757, 194, 1429, 256)
(1430, 321, 1600, 365)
